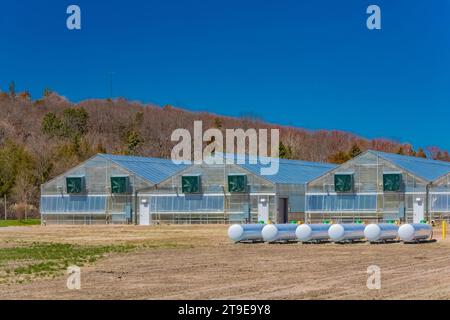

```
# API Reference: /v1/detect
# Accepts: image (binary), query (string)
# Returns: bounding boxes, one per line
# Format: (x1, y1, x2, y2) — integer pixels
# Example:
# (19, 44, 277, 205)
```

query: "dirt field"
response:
(0, 224, 449, 300)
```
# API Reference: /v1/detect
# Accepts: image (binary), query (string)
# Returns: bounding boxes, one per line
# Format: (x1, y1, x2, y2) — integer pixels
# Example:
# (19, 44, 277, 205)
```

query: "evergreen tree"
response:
(43, 87, 53, 98)
(124, 130, 143, 154)
(348, 144, 362, 158)
(214, 118, 223, 129)
(279, 141, 293, 159)
(9, 81, 15, 99)
(41, 108, 89, 140)
(41, 113, 62, 137)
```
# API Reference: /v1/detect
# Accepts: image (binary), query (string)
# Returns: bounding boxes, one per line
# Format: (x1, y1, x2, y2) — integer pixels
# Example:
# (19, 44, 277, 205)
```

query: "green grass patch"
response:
(0, 219, 41, 227)
(0, 242, 135, 283)
(141, 241, 193, 250)
(0, 234, 191, 284)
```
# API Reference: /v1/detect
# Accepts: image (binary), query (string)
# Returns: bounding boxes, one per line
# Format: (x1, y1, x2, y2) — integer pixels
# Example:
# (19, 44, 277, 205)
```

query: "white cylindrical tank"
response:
(364, 223, 399, 242)
(262, 224, 298, 242)
(398, 223, 432, 242)
(228, 224, 265, 242)
(328, 223, 366, 242)
(296, 224, 331, 242)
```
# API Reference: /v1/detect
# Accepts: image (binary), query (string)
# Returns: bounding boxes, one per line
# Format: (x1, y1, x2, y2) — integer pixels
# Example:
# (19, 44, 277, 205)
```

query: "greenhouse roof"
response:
(99, 154, 190, 184)
(100, 153, 336, 185)
(371, 150, 450, 182)
(241, 160, 337, 184)
(218, 153, 337, 184)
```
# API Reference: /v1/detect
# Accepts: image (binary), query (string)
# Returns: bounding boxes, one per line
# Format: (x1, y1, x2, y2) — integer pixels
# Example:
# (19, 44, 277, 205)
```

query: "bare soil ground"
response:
(0, 224, 449, 300)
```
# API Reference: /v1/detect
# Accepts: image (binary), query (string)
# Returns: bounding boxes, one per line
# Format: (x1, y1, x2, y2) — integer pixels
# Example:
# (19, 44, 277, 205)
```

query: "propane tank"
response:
(328, 223, 366, 242)
(296, 224, 331, 242)
(398, 223, 432, 242)
(262, 224, 298, 242)
(364, 223, 399, 242)
(228, 224, 265, 242)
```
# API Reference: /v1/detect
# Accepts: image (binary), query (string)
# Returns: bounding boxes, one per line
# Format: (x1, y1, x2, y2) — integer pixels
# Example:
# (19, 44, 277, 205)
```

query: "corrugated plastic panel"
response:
(100, 153, 336, 186)
(371, 151, 450, 182)
(99, 154, 189, 184)
(219, 153, 337, 185)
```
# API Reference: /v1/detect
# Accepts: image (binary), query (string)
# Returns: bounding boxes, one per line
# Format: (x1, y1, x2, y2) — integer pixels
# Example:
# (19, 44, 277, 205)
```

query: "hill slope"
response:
(0, 91, 448, 217)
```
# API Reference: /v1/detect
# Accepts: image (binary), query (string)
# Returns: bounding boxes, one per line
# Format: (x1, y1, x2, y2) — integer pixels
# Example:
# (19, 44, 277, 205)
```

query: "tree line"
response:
(0, 86, 448, 218)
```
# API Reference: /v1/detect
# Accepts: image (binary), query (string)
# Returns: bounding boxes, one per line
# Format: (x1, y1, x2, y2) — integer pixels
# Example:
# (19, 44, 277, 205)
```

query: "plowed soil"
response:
(0, 224, 449, 299)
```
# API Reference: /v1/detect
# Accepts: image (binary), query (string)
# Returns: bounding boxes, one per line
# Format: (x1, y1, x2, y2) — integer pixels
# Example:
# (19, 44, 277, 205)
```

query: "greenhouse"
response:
(305, 150, 450, 223)
(141, 154, 336, 224)
(40, 153, 336, 225)
(40, 154, 188, 224)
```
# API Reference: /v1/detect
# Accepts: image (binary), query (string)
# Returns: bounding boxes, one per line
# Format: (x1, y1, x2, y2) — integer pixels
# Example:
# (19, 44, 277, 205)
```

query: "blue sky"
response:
(1, 1, 450, 150)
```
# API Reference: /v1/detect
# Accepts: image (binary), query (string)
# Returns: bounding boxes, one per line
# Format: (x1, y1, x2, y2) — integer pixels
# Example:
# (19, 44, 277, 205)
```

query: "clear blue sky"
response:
(1, 1, 450, 150)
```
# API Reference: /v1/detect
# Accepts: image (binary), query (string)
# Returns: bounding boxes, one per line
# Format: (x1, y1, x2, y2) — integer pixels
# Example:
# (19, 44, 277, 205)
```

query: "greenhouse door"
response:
(413, 197, 424, 223)
(258, 200, 269, 223)
(277, 198, 288, 223)
(139, 201, 150, 225)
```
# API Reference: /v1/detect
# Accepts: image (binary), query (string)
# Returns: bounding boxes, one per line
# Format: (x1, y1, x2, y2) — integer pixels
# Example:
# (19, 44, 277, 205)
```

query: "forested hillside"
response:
(1, 88, 449, 218)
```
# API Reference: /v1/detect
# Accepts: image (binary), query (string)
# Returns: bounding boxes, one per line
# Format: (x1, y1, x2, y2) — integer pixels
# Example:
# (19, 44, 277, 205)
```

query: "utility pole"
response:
(108, 72, 115, 99)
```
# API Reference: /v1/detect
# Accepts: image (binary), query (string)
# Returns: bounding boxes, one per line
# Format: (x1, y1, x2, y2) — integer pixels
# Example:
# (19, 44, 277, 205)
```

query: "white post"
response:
(4, 194, 6, 220)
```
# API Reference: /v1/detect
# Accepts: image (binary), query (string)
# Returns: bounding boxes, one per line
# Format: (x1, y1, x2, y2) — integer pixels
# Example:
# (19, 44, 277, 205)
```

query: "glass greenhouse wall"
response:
(143, 163, 307, 224)
(43, 151, 450, 225)
(146, 163, 274, 224)
(430, 173, 450, 221)
(40, 155, 152, 225)
(306, 152, 429, 223)
(40, 154, 320, 225)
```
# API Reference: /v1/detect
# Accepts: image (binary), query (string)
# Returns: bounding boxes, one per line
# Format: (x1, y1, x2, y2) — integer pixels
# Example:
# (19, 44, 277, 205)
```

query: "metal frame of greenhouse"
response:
(305, 150, 450, 223)
(40, 154, 189, 225)
(140, 154, 336, 224)
(41, 150, 450, 225)
(39, 153, 336, 225)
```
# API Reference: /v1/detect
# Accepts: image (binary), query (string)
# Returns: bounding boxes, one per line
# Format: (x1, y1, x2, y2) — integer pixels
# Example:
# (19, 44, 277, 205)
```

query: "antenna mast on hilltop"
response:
(108, 72, 115, 99)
